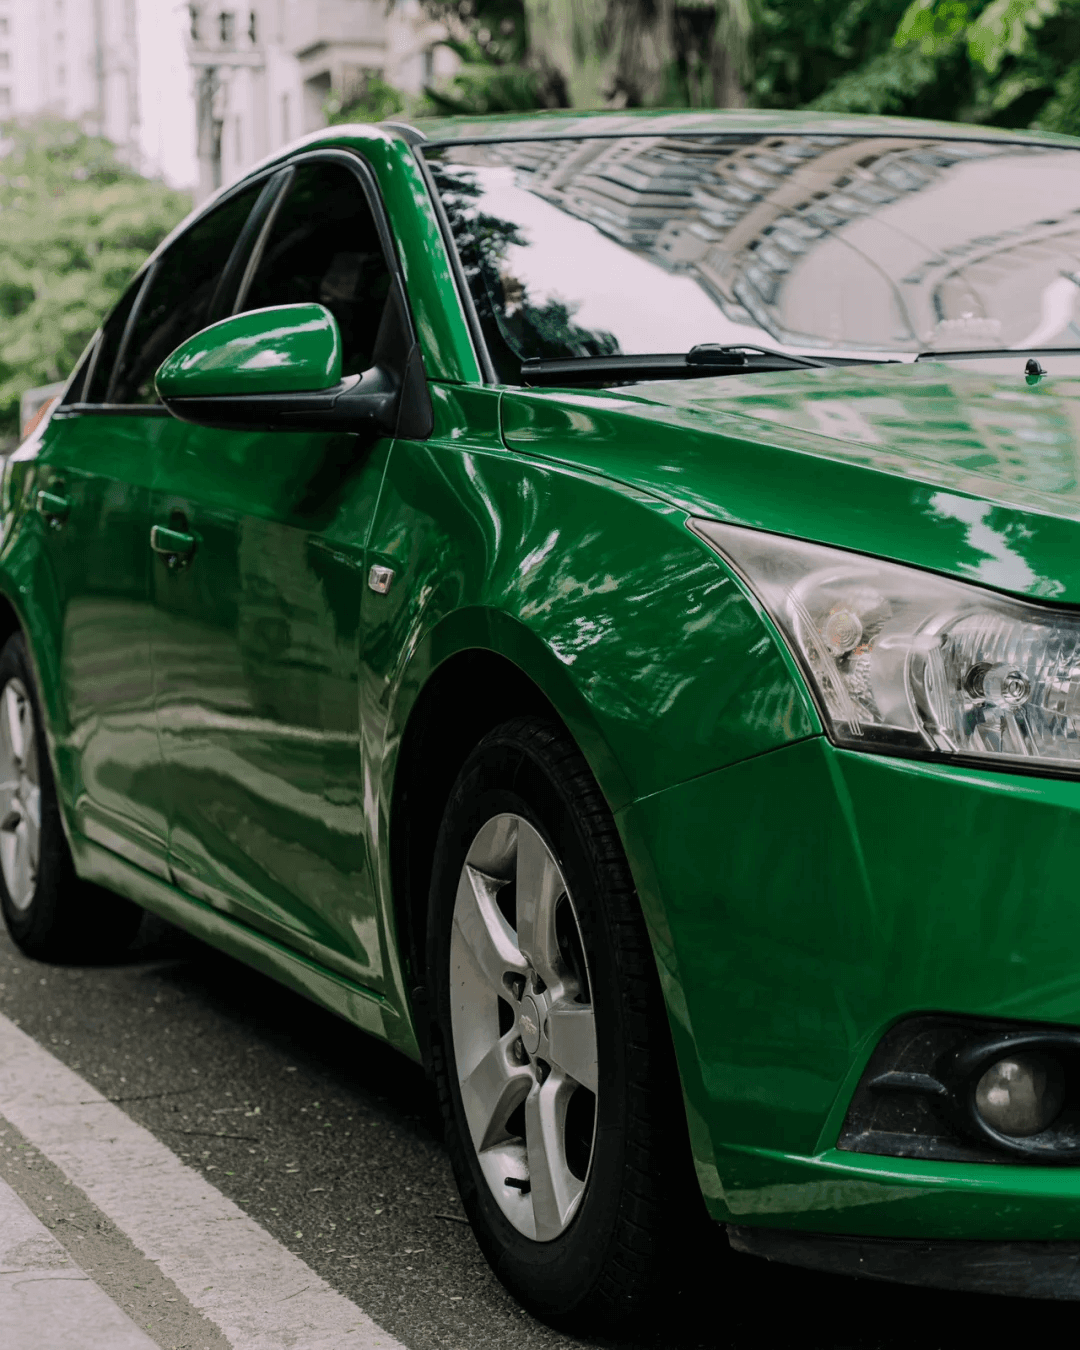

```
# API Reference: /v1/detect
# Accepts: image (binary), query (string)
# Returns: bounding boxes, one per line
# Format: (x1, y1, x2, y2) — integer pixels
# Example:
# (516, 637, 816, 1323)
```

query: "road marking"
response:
(0, 1111, 230, 1350)
(0, 1012, 407, 1349)
(0, 1171, 159, 1350)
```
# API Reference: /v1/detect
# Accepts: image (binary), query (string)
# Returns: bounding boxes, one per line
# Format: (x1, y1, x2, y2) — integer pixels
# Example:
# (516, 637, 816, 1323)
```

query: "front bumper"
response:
(620, 735, 1080, 1241)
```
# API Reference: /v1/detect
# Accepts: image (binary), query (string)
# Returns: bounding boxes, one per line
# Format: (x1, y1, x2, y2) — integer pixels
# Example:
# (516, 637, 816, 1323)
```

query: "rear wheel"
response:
(429, 716, 705, 1328)
(0, 633, 142, 961)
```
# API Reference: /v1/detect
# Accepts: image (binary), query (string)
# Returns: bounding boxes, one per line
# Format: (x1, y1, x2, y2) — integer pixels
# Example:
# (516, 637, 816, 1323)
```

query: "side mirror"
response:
(155, 303, 398, 434)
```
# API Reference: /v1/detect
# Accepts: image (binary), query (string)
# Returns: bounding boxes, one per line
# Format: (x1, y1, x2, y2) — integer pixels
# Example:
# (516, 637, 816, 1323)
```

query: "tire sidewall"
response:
(0, 633, 70, 950)
(429, 729, 637, 1319)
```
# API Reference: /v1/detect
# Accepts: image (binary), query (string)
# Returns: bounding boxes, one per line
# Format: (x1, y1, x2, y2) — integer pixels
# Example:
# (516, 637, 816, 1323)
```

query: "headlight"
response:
(691, 518, 1080, 773)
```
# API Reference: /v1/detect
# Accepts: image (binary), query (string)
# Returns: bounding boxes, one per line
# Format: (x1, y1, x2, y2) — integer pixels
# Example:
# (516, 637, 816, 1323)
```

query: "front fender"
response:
(365, 422, 818, 815)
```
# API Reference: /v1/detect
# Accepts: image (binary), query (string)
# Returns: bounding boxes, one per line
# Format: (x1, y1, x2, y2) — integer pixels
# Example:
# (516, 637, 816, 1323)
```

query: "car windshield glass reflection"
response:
(425, 135, 1080, 379)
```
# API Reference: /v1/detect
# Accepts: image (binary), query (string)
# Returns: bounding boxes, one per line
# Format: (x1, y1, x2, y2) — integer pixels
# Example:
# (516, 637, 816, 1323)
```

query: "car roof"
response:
(389, 106, 1080, 150)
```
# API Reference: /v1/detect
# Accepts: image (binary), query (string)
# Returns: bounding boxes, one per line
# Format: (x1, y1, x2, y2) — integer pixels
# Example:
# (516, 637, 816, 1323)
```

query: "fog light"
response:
(974, 1055, 1065, 1136)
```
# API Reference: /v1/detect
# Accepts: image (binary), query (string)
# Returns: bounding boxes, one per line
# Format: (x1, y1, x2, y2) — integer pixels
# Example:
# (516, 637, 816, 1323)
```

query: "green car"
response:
(8, 106, 1080, 1320)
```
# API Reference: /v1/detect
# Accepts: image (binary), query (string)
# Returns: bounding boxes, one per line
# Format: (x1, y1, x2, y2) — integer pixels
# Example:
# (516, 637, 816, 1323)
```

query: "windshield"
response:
(423, 134, 1080, 380)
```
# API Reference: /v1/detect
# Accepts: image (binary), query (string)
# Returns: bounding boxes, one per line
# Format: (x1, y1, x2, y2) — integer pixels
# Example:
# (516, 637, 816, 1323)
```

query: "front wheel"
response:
(429, 717, 705, 1328)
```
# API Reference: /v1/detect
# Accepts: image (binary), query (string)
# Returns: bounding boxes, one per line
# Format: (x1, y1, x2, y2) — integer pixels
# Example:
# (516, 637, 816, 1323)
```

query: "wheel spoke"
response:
(452, 863, 528, 998)
(2, 684, 25, 768)
(515, 822, 565, 986)
(459, 1033, 534, 1153)
(545, 1001, 598, 1094)
(464, 813, 518, 876)
(524, 1074, 582, 1241)
(8, 818, 32, 903)
(20, 709, 36, 786)
(0, 778, 19, 831)
(22, 786, 40, 869)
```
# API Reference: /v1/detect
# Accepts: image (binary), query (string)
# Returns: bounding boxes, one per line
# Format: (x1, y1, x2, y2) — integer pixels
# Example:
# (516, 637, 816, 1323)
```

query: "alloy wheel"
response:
(0, 678, 39, 911)
(449, 813, 598, 1241)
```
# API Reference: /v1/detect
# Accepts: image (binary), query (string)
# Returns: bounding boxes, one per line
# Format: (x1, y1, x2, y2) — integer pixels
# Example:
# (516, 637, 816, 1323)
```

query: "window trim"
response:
(231, 166, 295, 315)
(211, 168, 293, 323)
(105, 261, 160, 405)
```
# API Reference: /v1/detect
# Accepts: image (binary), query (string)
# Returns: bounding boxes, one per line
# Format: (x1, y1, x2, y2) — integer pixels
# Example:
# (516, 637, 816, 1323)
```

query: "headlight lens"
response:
(692, 518, 1080, 772)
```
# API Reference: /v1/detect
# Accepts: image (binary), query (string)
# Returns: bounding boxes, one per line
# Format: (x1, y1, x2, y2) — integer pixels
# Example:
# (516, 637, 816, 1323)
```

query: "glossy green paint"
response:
(2, 409, 178, 877)
(149, 414, 391, 991)
(364, 382, 816, 814)
(623, 734, 1080, 1233)
(13, 110, 1080, 1253)
(347, 131, 481, 385)
(70, 831, 415, 1057)
(502, 359, 1080, 605)
(155, 303, 343, 399)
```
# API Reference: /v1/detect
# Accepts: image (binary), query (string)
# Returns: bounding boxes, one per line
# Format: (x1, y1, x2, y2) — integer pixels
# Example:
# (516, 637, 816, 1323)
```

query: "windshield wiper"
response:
(916, 346, 1080, 361)
(521, 344, 882, 386)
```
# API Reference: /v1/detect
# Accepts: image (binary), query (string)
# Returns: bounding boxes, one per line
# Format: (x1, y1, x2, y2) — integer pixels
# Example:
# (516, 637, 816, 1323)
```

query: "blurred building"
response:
(0, 0, 456, 199)
(186, 0, 455, 202)
(3, 0, 140, 159)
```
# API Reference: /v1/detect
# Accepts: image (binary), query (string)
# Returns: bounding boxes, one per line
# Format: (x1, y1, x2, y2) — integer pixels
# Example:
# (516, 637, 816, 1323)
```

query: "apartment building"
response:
(2, 0, 140, 158)
(188, 0, 455, 200)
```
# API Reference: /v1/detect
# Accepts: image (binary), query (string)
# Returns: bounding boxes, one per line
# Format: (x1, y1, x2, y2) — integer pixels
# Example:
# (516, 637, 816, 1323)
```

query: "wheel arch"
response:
(0, 590, 23, 656)
(385, 608, 636, 1038)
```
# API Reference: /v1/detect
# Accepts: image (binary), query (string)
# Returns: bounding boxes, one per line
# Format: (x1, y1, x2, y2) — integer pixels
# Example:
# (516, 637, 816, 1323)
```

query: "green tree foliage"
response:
(422, 0, 1080, 137)
(422, 0, 752, 113)
(0, 119, 189, 437)
(523, 0, 751, 108)
(751, 1, 915, 109)
(808, 0, 1080, 132)
(421, 0, 551, 113)
(325, 76, 407, 125)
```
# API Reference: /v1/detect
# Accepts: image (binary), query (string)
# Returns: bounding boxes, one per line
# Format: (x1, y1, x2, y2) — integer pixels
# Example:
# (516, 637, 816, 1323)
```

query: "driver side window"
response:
(236, 161, 393, 378)
(83, 178, 267, 406)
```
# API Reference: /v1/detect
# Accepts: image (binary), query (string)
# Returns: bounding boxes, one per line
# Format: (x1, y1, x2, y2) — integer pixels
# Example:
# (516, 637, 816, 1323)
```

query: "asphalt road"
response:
(0, 911, 1076, 1350)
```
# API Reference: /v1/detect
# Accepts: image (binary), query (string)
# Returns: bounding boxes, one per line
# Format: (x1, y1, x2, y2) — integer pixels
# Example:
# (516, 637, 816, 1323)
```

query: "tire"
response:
(0, 632, 142, 961)
(428, 716, 707, 1329)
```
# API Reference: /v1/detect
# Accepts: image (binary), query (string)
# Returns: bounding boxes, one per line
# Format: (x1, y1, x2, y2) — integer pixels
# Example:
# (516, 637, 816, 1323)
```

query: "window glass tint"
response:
(84, 280, 141, 403)
(240, 162, 392, 376)
(111, 181, 263, 404)
(424, 135, 1080, 372)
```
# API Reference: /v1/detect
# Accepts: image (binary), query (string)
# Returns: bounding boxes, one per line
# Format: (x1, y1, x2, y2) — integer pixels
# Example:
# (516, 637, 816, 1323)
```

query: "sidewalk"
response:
(0, 1172, 158, 1350)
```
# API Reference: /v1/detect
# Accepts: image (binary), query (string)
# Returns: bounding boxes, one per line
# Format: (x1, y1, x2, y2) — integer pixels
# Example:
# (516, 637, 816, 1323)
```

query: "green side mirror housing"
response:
(155, 303, 343, 400)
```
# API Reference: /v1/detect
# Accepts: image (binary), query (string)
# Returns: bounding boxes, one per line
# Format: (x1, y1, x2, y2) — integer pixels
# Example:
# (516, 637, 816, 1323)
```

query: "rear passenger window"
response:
(238, 161, 392, 377)
(108, 180, 265, 405)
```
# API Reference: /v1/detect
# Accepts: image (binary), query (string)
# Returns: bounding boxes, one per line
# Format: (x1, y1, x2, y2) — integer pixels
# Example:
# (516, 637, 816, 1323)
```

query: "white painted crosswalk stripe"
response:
(0, 1173, 159, 1350)
(0, 1012, 407, 1349)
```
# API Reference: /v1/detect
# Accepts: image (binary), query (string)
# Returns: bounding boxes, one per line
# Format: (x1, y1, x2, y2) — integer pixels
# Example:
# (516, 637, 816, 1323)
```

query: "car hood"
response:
(501, 361, 1080, 605)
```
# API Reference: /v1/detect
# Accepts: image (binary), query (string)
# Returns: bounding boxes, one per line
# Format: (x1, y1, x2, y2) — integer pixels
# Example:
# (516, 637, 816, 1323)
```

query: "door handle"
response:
(36, 489, 70, 527)
(150, 524, 196, 568)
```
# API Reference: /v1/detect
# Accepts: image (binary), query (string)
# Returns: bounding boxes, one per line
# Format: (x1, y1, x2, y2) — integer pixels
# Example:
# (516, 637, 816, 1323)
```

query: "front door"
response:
(150, 157, 398, 989)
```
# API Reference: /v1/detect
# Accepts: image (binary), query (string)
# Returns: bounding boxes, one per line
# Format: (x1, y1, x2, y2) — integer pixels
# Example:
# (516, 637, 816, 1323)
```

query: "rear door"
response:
(27, 290, 174, 877)
(150, 153, 401, 989)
